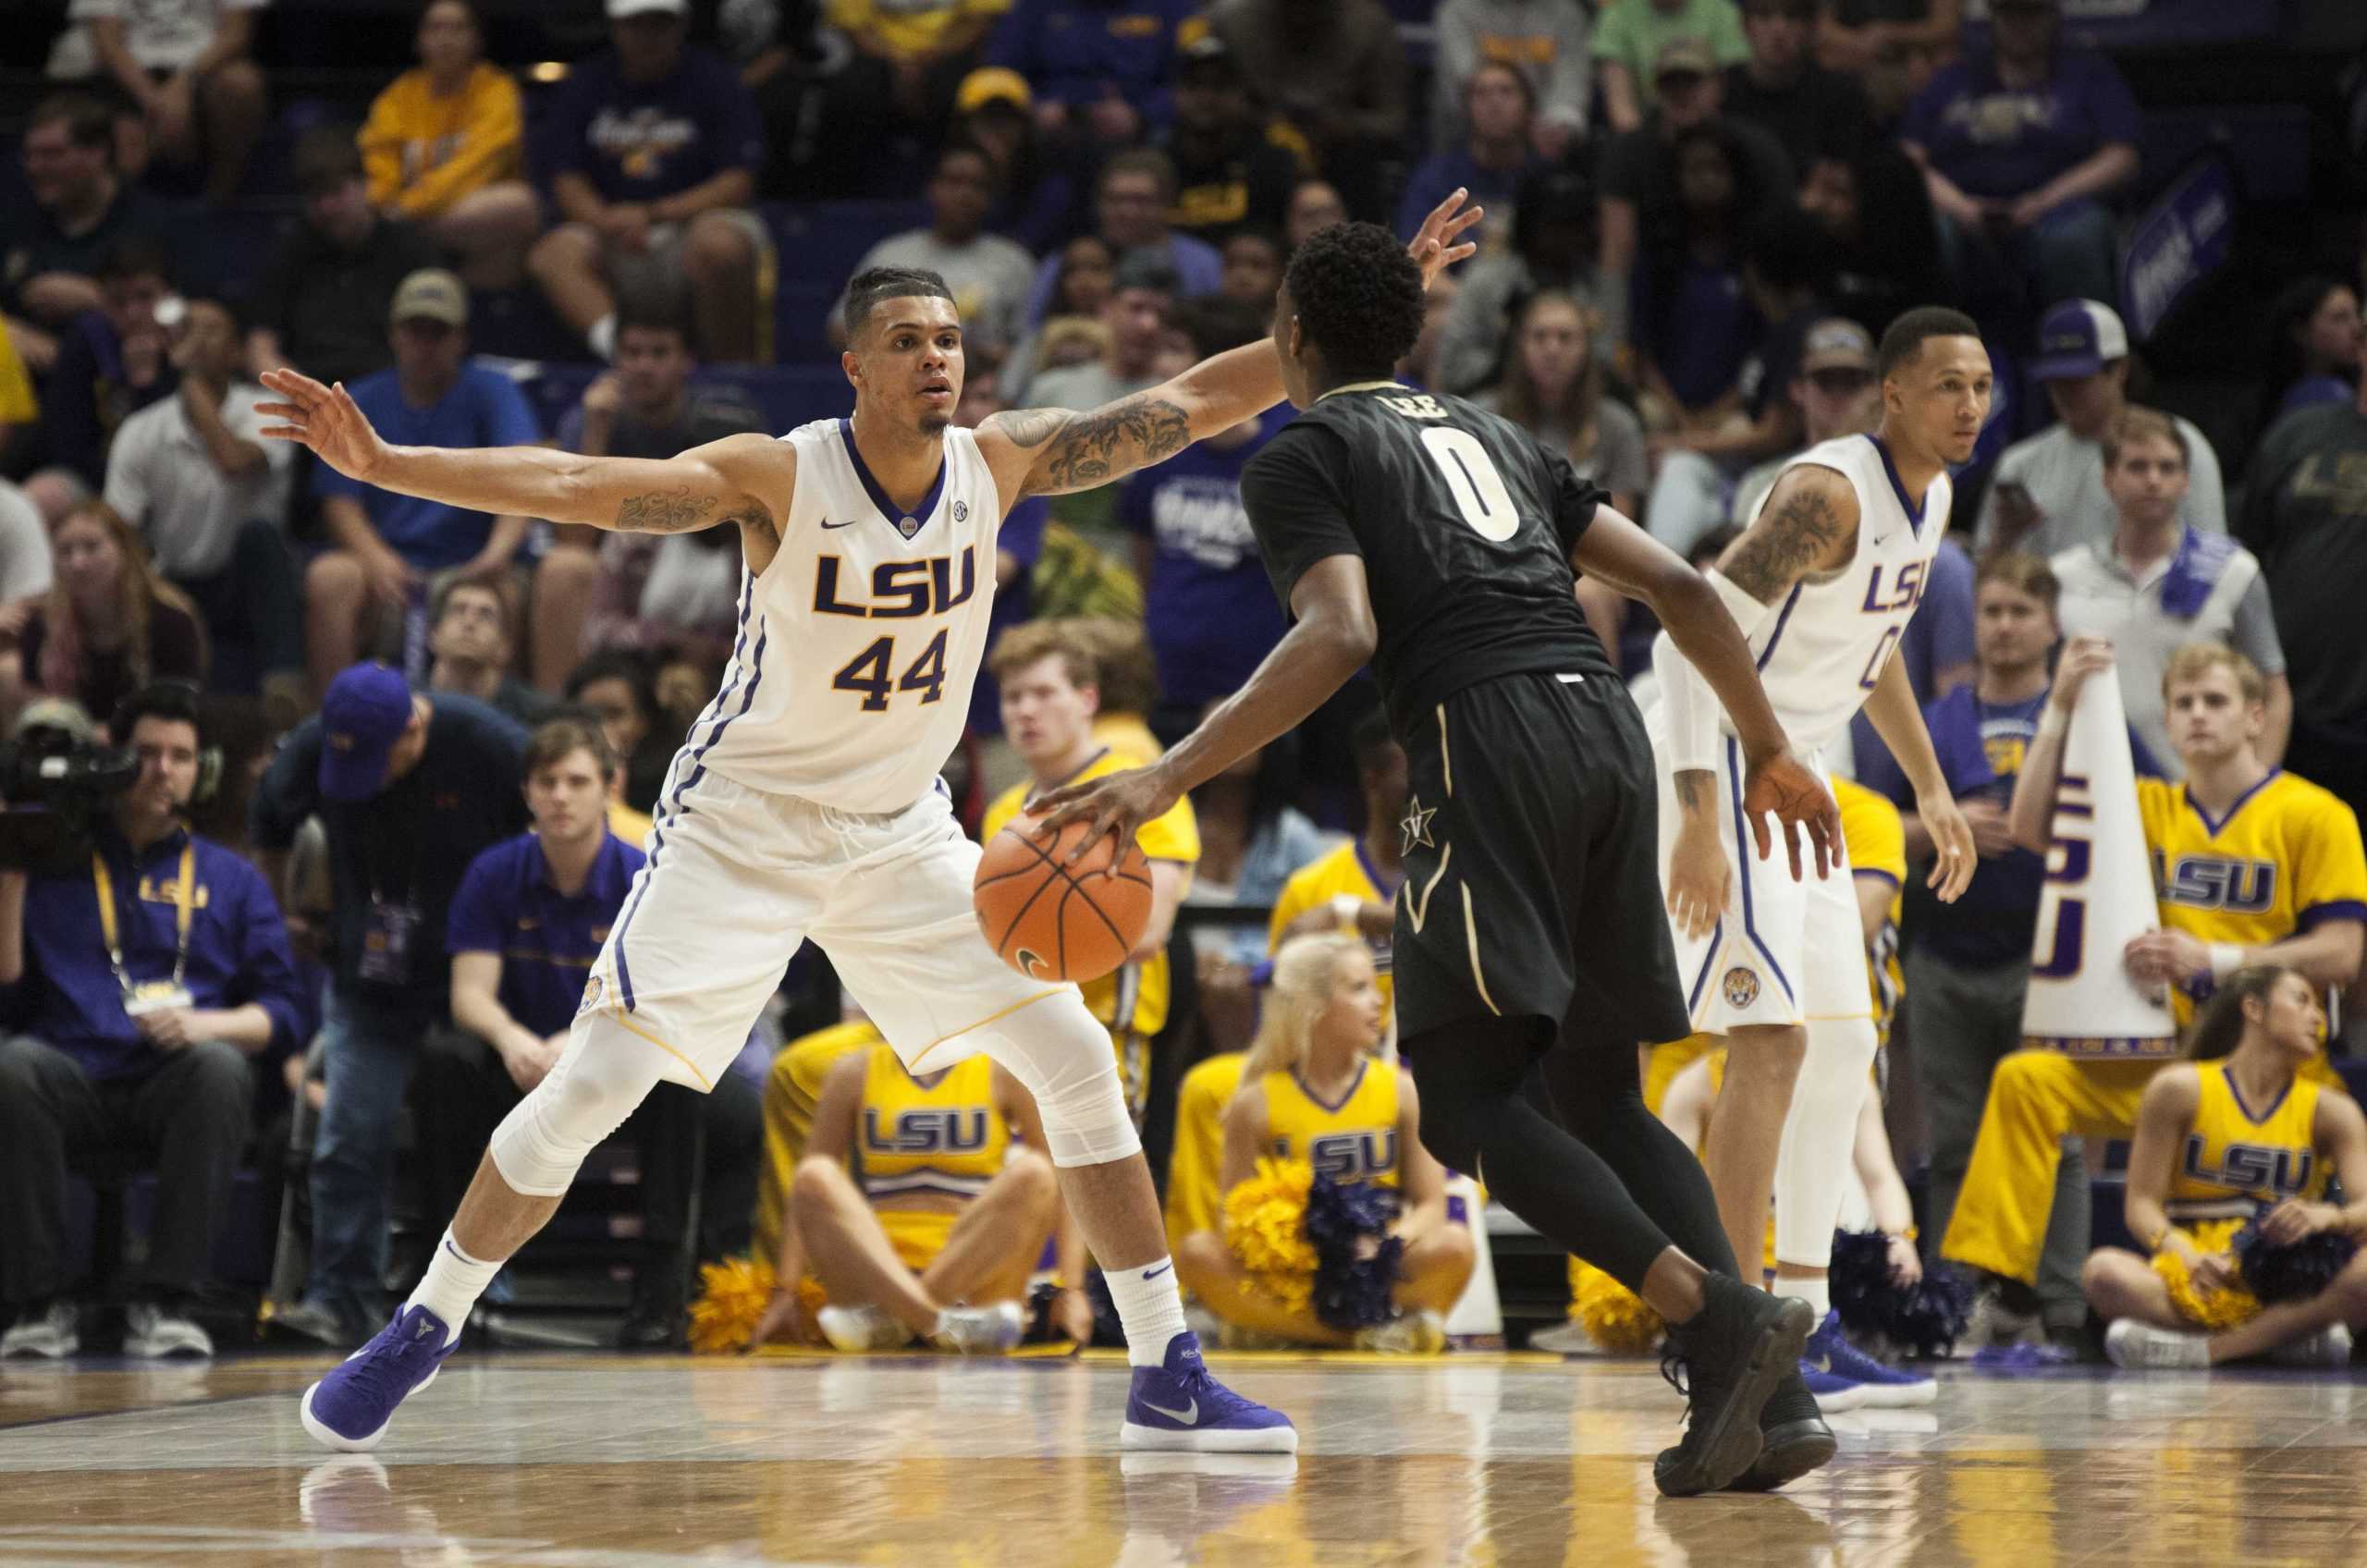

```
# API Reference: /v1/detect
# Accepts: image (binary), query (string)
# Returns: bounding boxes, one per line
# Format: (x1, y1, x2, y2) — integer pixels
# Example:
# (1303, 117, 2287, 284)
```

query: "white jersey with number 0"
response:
(1712, 433, 1949, 752)
(687, 417, 1003, 813)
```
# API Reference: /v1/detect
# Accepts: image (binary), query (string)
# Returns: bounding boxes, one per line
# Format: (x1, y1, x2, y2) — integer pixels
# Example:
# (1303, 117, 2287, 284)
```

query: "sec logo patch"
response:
(1721, 966, 1760, 1010)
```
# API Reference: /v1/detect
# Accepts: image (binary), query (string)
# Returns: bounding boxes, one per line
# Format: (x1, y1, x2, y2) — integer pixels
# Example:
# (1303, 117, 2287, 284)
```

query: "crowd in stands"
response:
(4, 0, 2367, 1377)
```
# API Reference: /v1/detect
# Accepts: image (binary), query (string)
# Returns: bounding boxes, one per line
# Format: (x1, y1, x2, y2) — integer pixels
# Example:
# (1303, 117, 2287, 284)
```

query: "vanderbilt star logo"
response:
(1399, 796, 1437, 854)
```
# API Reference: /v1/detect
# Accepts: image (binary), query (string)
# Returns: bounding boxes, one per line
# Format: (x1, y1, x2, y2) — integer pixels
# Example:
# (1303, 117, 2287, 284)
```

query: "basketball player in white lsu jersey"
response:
(1650, 307, 1985, 1365)
(259, 197, 1483, 1460)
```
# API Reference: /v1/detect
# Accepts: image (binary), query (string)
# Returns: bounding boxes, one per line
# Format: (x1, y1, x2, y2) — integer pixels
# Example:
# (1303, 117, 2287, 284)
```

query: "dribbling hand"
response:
(1035, 762, 1180, 867)
(1738, 749, 1839, 881)
(258, 368, 390, 483)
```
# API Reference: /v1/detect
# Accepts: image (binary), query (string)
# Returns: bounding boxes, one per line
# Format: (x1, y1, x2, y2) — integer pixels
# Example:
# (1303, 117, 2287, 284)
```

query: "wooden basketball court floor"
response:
(3, 1350, 2364, 1566)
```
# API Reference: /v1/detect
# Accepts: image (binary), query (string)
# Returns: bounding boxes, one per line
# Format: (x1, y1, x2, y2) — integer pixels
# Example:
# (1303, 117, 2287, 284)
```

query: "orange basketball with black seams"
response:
(973, 813, 1153, 983)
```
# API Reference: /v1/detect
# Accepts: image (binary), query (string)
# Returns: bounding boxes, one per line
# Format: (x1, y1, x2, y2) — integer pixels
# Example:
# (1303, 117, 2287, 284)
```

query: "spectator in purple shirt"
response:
(1396, 61, 1550, 263)
(1116, 298, 1289, 732)
(0, 681, 304, 1361)
(1898, 0, 2138, 317)
(527, 0, 768, 363)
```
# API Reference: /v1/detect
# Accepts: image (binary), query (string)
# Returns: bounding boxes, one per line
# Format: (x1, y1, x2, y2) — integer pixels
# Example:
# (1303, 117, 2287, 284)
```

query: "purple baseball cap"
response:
(2029, 299, 2128, 381)
(318, 662, 416, 802)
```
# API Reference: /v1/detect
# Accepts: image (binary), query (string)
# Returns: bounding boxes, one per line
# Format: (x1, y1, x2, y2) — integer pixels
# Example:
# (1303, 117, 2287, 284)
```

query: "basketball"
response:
(974, 812, 1153, 983)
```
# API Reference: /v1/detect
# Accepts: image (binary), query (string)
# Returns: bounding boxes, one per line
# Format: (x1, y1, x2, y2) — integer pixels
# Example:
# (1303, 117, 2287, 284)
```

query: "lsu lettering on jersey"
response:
(2165, 1060, 2328, 1225)
(2137, 770, 2367, 1023)
(1267, 840, 1400, 1015)
(1834, 775, 1907, 1045)
(1164, 1051, 1247, 1255)
(983, 748, 1198, 1042)
(1684, 434, 1952, 752)
(693, 418, 1003, 813)
(1261, 1060, 1403, 1189)
(854, 1043, 1011, 1209)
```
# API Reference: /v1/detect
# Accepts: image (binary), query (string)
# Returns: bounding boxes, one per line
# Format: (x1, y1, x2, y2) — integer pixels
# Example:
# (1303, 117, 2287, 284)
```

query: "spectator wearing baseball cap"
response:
(1975, 299, 2226, 561)
(1594, 35, 1794, 362)
(304, 269, 543, 702)
(529, 0, 770, 363)
(250, 660, 527, 1345)
(1201, 0, 1408, 223)
(1591, 0, 1748, 138)
(246, 126, 444, 389)
(1160, 31, 1310, 250)
(1899, 0, 2139, 319)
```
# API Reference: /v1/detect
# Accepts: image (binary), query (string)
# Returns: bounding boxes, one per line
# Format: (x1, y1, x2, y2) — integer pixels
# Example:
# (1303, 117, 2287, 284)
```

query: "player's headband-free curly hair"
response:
(1282, 222, 1426, 383)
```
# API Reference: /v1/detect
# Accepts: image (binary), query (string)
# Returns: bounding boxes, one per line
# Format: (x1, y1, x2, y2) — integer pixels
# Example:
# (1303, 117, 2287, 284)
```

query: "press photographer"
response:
(0, 697, 141, 876)
(0, 680, 304, 1361)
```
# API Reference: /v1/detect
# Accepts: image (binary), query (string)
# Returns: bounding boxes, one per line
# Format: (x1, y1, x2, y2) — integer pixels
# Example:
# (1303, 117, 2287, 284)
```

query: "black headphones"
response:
(111, 680, 224, 807)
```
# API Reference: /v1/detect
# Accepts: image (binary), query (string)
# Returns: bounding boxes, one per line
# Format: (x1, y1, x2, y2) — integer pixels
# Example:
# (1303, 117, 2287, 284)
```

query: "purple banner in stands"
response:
(1971, 0, 2287, 46)
(2119, 156, 2236, 341)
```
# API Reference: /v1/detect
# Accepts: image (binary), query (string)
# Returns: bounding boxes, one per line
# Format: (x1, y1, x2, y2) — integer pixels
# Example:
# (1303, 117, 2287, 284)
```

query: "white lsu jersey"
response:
(687, 417, 1003, 813)
(1695, 433, 1949, 753)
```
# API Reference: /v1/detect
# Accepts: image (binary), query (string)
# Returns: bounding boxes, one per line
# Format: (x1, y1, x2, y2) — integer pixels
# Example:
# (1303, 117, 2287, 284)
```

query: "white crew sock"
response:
(1104, 1258, 1190, 1368)
(587, 312, 619, 361)
(405, 1229, 501, 1342)
(1780, 1274, 1832, 1319)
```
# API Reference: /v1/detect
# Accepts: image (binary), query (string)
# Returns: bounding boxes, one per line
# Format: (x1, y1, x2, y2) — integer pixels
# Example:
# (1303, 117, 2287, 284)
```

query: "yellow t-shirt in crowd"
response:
(825, 0, 1011, 56)
(0, 316, 38, 424)
(359, 62, 524, 218)
(1266, 839, 1397, 1016)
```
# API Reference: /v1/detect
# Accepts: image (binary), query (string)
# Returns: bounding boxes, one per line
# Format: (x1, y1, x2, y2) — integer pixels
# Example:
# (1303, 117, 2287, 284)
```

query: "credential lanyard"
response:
(93, 843, 196, 997)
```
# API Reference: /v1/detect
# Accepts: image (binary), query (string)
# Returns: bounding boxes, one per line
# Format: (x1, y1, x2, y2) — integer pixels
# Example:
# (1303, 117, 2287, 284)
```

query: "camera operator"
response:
(0, 681, 303, 1360)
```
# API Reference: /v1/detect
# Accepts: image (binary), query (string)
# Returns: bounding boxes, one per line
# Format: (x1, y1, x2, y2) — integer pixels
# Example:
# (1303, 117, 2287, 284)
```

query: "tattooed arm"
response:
(257, 368, 791, 551)
(975, 342, 1287, 505)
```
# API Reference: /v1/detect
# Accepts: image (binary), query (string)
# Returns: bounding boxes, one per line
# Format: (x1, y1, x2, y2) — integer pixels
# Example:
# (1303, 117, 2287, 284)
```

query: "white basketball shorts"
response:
(580, 767, 1075, 1091)
(1653, 734, 1870, 1033)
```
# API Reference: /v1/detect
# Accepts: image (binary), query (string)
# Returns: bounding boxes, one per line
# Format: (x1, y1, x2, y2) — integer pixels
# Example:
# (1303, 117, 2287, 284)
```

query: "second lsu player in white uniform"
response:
(261, 195, 1481, 1459)
(1650, 308, 1984, 1344)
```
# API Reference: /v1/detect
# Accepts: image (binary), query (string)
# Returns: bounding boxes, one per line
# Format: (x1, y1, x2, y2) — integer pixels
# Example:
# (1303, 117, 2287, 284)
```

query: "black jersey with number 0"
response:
(1239, 383, 1616, 738)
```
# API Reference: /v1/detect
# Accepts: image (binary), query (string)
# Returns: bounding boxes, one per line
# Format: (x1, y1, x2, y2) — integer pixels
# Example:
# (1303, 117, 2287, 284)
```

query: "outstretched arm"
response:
(974, 190, 1482, 506)
(257, 368, 792, 545)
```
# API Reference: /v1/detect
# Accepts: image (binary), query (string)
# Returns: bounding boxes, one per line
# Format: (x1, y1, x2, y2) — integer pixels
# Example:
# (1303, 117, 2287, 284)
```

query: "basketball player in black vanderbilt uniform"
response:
(1043, 222, 1846, 1496)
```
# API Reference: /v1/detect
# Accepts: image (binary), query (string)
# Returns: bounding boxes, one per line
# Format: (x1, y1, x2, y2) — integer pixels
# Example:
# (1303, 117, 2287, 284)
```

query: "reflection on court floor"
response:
(2, 1351, 2361, 1565)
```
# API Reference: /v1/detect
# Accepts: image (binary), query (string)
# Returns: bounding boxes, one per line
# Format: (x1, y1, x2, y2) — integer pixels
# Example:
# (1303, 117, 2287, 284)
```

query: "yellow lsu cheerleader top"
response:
(2165, 1060, 2328, 1225)
(984, 749, 1199, 1040)
(1262, 1060, 1402, 1189)
(854, 1046, 1011, 1208)
(2139, 771, 2367, 1024)
(1165, 1051, 1247, 1251)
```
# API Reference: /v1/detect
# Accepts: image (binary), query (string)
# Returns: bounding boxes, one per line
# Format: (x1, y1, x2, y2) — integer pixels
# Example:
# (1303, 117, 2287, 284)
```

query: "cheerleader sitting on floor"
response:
(2086, 965, 2367, 1369)
(1177, 935, 1476, 1351)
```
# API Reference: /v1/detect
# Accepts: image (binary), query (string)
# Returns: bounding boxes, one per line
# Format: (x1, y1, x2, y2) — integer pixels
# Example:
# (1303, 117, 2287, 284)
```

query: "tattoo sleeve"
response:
(615, 488, 721, 533)
(992, 396, 1194, 496)
(611, 488, 779, 549)
(1717, 477, 1846, 601)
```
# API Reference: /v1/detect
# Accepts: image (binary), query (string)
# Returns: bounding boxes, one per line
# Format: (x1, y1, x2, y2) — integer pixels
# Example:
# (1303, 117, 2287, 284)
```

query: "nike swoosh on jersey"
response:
(1143, 1397, 1198, 1424)
(820, 518, 865, 529)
